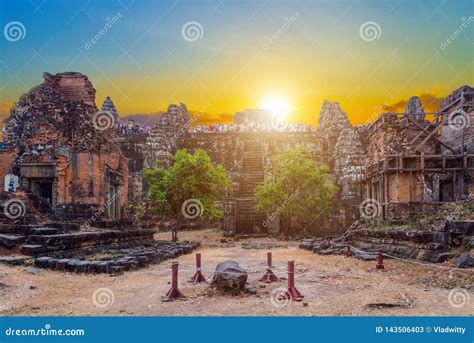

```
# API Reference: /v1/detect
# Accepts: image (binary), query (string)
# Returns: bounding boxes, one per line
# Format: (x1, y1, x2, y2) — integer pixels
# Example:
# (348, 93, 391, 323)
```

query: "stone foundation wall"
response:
(349, 228, 451, 262)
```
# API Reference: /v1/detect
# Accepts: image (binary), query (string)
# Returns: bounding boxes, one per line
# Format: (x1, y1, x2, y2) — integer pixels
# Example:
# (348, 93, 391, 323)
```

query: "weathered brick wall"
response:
(1, 72, 129, 221)
(0, 149, 19, 188)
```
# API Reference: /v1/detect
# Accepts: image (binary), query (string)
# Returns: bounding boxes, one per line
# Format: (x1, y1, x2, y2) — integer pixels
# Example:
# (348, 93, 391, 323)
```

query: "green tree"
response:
(255, 146, 336, 236)
(144, 148, 231, 241)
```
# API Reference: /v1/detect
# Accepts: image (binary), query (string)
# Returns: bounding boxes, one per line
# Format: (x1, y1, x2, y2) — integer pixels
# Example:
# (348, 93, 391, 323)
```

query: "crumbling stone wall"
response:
(145, 104, 189, 169)
(118, 132, 148, 200)
(0, 72, 128, 221)
(440, 86, 473, 153)
(179, 131, 355, 236)
(318, 100, 352, 158)
(364, 89, 474, 222)
(334, 127, 365, 200)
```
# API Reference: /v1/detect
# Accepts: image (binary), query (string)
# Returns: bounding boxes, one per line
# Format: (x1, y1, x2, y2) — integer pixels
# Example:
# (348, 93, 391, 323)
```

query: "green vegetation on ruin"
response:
(254, 146, 336, 236)
(144, 149, 232, 240)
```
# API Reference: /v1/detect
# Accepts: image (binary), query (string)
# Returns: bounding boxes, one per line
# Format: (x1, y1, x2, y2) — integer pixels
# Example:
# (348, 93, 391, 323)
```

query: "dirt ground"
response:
(0, 229, 472, 316)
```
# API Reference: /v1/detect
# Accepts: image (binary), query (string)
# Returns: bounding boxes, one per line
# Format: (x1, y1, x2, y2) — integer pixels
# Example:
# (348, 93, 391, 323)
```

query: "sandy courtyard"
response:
(0, 229, 472, 316)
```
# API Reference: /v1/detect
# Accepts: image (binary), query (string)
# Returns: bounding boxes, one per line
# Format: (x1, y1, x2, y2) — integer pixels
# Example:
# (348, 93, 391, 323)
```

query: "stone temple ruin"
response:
(364, 91, 474, 220)
(0, 72, 199, 273)
(0, 72, 128, 221)
(0, 71, 472, 270)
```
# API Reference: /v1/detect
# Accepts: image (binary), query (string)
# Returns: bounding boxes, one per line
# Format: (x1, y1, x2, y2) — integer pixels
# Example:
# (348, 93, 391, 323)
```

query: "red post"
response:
(376, 250, 384, 270)
(286, 261, 303, 301)
(190, 253, 206, 284)
(259, 252, 278, 283)
(345, 245, 352, 257)
(163, 262, 186, 301)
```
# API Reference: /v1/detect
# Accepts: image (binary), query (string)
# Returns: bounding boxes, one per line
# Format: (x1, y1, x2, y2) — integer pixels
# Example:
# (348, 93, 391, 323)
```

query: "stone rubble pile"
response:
(34, 240, 200, 274)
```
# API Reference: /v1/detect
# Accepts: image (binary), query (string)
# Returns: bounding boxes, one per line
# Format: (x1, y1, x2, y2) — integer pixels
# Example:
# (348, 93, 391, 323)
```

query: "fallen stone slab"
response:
(54, 258, 70, 271)
(299, 239, 315, 251)
(20, 245, 48, 255)
(27, 267, 41, 275)
(35, 256, 52, 268)
(28, 227, 59, 235)
(448, 220, 474, 235)
(456, 253, 474, 269)
(353, 251, 377, 261)
(316, 248, 343, 255)
(0, 234, 27, 248)
(75, 261, 90, 273)
(0, 257, 27, 266)
(66, 259, 80, 272)
(108, 266, 124, 276)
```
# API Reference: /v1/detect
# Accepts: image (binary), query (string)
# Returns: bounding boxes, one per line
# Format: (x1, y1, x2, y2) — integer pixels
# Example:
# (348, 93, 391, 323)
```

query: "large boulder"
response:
(211, 261, 248, 293)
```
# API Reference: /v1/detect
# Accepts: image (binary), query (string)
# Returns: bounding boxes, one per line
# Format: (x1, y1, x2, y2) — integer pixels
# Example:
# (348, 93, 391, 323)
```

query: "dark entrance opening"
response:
(440, 180, 454, 202)
(36, 180, 53, 205)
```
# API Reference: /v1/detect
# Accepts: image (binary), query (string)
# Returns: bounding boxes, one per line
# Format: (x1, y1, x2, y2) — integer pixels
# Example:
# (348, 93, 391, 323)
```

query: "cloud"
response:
(382, 92, 444, 113)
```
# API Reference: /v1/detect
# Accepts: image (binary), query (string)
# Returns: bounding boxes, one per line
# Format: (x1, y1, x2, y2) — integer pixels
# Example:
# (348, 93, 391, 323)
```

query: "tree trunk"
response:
(172, 217, 180, 242)
(280, 216, 289, 237)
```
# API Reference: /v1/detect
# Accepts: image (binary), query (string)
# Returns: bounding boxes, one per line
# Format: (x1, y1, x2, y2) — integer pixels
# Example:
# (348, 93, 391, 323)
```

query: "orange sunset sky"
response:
(0, 0, 472, 127)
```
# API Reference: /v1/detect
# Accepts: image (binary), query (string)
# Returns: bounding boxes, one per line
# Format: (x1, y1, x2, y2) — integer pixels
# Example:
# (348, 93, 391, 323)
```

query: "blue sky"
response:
(0, 0, 472, 124)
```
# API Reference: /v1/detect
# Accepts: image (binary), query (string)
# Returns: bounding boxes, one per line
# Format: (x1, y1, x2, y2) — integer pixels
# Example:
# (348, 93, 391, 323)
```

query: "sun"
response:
(261, 96, 293, 117)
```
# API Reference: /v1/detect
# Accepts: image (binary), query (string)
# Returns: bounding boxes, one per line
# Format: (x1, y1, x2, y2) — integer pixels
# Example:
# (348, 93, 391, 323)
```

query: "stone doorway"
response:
(30, 178, 54, 206)
(105, 169, 122, 220)
(19, 163, 57, 207)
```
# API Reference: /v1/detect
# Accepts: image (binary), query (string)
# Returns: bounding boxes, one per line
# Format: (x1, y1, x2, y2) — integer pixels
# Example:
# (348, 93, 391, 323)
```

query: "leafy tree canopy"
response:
(255, 146, 336, 233)
(144, 148, 232, 221)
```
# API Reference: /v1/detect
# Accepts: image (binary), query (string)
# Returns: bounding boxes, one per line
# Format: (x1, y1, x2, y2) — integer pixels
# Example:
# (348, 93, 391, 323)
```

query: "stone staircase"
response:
(0, 191, 154, 259)
(235, 140, 267, 235)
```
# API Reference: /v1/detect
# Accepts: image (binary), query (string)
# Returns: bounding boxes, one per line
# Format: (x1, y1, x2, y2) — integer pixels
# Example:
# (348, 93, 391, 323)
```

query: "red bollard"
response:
(259, 252, 279, 283)
(376, 250, 384, 270)
(163, 262, 186, 301)
(190, 253, 207, 284)
(286, 261, 303, 301)
(345, 245, 352, 257)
